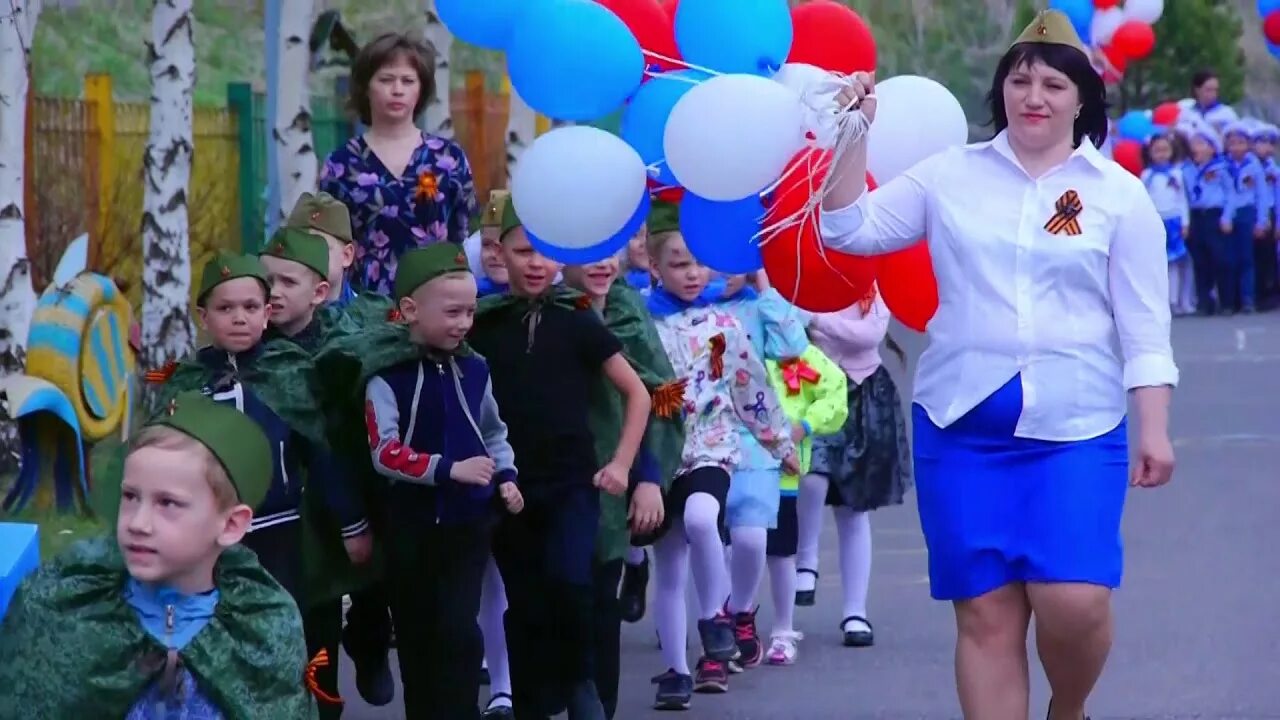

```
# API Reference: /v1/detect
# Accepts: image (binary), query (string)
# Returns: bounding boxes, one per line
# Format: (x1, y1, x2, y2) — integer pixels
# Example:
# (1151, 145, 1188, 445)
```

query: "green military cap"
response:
(394, 242, 473, 301)
(92, 392, 274, 519)
(197, 250, 269, 306)
(482, 189, 512, 228)
(260, 227, 330, 280)
(647, 199, 680, 236)
(1011, 9, 1088, 56)
(499, 193, 522, 241)
(286, 191, 354, 245)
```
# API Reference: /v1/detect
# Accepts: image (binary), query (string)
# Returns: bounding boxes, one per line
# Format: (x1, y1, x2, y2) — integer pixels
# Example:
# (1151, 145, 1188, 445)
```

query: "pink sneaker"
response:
(766, 631, 804, 666)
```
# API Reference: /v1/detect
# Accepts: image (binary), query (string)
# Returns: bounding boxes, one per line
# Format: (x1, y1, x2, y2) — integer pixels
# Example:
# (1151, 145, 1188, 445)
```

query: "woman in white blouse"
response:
(820, 10, 1176, 720)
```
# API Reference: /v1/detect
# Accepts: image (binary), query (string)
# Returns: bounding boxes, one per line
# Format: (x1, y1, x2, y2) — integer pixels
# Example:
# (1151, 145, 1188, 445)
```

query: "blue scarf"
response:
(329, 279, 357, 309)
(477, 276, 509, 298)
(647, 286, 713, 319)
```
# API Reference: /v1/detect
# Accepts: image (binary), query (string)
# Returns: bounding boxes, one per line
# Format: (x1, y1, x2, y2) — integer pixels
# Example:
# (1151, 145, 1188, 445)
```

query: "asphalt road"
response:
(339, 312, 1280, 719)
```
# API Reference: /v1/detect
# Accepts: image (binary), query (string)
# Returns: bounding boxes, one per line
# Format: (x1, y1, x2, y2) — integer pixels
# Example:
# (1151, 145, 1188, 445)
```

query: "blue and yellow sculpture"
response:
(0, 272, 135, 514)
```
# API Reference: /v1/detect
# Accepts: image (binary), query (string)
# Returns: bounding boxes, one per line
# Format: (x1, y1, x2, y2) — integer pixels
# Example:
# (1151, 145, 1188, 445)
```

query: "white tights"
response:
(478, 555, 512, 705)
(796, 473, 873, 622)
(653, 492, 729, 675)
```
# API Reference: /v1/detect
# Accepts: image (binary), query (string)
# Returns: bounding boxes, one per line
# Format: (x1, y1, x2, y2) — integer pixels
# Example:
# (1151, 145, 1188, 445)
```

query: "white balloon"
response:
(1091, 7, 1125, 46)
(1177, 97, 1195, 109)
(463, 230, 484, 276)
(664, 73, 807, 201)
(773, 63, 841, 150)
(1123, 0, 1163, 24)
(865, 75, 968, 183)
(511, 126, 648, 250)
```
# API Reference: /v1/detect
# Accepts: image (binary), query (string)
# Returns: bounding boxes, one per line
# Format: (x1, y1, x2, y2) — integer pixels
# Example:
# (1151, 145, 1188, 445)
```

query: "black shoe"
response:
(482, 694, 515, 719)
(795, 568, 818, 607)
(341, 631, 395, 706)
(619, 554, 650, 623)
(696, 613, 738, 662)
(1046, 698, 1089, 720)
(840, 615, 875, 647)
(653, 669, 693, 710)
(693, 656, 729, 694)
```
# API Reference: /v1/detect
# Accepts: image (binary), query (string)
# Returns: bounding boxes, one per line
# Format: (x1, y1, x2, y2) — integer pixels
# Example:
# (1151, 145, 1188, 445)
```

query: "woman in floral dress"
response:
(320, 32, 477, 296)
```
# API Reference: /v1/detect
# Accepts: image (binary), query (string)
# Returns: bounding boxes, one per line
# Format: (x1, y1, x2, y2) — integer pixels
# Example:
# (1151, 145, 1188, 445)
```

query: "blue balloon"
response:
(527, 192, 650, 265)
(1048, 0, 1094, 45)
(1117, 110, 1156, 141)
(674, 0, 793, 76)
(508, 0, 646, 122)
(1260, 0, 1280, 16)
(680, 193, 765, 275)
(621, 70, 709, 187)
(1269, 40, 1280, 59)
(436, 0, 520, 51)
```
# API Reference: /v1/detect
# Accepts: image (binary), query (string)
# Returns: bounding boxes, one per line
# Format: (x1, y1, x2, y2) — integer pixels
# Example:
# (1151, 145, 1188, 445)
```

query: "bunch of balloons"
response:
(1108, 100, 1183, 175)
(438, 0, 963, 327)
(1259, 0, 1280, 57)
(1049, 0, 1164, 83)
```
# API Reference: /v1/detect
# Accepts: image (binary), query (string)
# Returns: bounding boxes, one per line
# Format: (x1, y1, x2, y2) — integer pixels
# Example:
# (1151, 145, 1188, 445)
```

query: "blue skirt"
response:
(913, 375, 1128, 601)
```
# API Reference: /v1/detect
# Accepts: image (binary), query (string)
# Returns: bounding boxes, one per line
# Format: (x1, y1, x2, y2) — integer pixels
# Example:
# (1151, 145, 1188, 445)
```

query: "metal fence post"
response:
(227, 82, 256, 254)
(84, 73, 115, 269)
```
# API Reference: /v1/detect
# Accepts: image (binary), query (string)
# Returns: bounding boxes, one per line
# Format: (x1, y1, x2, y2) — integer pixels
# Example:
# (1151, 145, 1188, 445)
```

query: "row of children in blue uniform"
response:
(1157, 118, 1280, 315)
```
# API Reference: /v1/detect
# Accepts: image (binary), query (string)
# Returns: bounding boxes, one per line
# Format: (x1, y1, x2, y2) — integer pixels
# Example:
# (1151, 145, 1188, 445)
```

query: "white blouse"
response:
(820, 131, 1178, 442)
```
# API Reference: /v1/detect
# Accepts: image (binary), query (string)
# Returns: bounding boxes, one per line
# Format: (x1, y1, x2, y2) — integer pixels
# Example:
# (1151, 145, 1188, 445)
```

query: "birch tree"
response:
(0, 0, 40, 466)
(140, 0, 196, 393)
(423, 0, 453, 138)
(274, 0, 316, 222)
(505, 83, 536, 184)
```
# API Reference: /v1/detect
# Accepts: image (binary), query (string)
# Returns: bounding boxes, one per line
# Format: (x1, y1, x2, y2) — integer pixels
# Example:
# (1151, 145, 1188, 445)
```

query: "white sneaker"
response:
(766, 631, 803, 666)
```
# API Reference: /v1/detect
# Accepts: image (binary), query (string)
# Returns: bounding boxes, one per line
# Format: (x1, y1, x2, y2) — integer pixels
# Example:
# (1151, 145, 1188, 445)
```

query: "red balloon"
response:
(1152, 101, 1180, 126)
(1101, 43, 1129, 73)
(1265, 11, 1280, 45)
(1093, 0, 1120, 7)
(648, 177, 685, 204)
(1112, 20, 1156, 60)
(761, 151, 878, 313)
(877, 241, 938, 332)
(660, 0, 678, 19)
(1112, 138, 1144, 176)
(596, 0, 682, 72)
(787, 0, 876, 74)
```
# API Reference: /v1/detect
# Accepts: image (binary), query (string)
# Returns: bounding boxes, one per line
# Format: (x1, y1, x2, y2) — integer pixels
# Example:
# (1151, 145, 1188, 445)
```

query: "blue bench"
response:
(0, 523, 40, 619)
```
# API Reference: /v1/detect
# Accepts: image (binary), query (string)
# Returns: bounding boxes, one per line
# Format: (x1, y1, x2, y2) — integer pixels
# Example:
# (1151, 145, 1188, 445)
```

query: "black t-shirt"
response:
(470, 301, 622, 486)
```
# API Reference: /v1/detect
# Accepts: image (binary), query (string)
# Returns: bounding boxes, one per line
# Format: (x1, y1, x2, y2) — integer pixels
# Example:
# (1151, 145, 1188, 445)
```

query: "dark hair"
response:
(987, 42, 1110, 149)
(1141, 132, 1180, 166)
(1191, 70, 1218, 90)
(349, 32, 437, 125)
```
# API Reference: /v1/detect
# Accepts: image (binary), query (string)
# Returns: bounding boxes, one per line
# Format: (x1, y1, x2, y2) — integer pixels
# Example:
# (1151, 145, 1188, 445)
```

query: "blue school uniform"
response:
(1222, 152, 1267, 310)
(1184, 157, 1232, 311)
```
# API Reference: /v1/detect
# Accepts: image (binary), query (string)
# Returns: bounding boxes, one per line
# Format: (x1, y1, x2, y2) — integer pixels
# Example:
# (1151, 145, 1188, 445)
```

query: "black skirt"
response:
(810, 366, 913, 511)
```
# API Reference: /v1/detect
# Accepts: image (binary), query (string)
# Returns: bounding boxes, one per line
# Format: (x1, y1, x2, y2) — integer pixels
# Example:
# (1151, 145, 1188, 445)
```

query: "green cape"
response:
(0, 537, 316, 719)
(150, 340, 368, 607)
(339, 292, 396, 329)
(474, 286, 685, 562)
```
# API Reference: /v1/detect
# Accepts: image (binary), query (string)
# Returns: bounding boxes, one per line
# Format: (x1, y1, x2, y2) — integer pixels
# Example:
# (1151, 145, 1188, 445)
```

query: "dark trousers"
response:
(1218, 207, 1258, 311)
(1256, 231, 1279, 304)
(342, 582, 393, 667)
(1189, 208, 1223, 312)
(492, 485, 602, 720)
(384, 497, 492, 720)
(304, 600, 344, 720)
(592, 559, 624, 720)
(243, 519, 303, 601)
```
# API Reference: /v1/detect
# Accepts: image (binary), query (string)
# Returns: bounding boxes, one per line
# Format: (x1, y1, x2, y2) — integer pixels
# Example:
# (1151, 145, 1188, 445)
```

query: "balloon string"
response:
(640, 49, 724, 78)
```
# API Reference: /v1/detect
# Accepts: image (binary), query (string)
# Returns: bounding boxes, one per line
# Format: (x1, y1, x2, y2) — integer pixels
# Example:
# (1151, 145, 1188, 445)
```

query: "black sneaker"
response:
(696, 613, 738, 662)
(693, 657, 729, 694)
(341, 631, 394, 706)
(653, 669, 694, 711)
(732, 608, 763, 669)
(620, 554, 650, 623)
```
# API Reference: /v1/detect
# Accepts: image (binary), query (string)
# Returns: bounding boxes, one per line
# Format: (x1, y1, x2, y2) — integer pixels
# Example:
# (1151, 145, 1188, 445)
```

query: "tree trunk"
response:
(0, 0, 41, 471)
(423, 0, 453, 138)
(274, 0, 316, 224)
(140, 0, 196, 404)
(505, 83, 536, 185)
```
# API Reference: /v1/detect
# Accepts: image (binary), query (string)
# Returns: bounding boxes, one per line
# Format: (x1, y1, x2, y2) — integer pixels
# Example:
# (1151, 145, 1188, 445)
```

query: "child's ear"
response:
(313, 279, 331, 306)
(218, 504, 253, 547)
(341, 243, 355, 269)
(399, 296, 417, 322)
(195, 306, 208, 330)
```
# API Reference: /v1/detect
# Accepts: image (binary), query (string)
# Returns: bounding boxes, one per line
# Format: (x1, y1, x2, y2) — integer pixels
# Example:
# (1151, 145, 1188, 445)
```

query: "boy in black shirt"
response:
(469, 198, 651, 720)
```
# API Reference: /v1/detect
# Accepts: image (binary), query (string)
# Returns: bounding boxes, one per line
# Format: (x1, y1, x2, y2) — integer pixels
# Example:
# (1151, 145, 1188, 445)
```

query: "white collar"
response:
(967, 130, 1110, 175)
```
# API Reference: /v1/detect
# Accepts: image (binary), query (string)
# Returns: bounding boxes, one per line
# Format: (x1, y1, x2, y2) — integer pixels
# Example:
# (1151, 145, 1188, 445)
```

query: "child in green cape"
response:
(0, 392, 316, 718)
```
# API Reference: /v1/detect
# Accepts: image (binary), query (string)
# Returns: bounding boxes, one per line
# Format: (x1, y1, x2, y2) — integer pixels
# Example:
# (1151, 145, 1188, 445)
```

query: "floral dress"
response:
(320, 133, 477, 296)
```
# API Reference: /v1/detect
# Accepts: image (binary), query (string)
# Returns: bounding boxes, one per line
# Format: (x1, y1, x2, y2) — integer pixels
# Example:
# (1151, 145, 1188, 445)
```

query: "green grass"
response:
(3, 508, 106, 562)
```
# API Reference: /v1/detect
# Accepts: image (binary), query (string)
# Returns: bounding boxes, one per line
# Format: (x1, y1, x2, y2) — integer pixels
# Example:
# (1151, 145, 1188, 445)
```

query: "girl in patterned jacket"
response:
(643, 201, 799, 709)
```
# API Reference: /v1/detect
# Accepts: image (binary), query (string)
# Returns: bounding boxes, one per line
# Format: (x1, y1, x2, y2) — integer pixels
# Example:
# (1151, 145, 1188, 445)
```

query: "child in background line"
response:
(644, 201, 798, 708)
(761, 314, 847, 665)
(623, 222, 654, 293)
(1141, 133, 1194, 316)
(1220, 120, 1267, 314)
(0, 393, 315, 717)
(1255, 124, 1280, 307)
(797, 285, 912, 649)
(469, 197, 652, 719)
(714, 270, 810, 671)
(562, 251, 684, 719)
(1182, 124, 1231, 315)
(287, 192, 358, 307)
